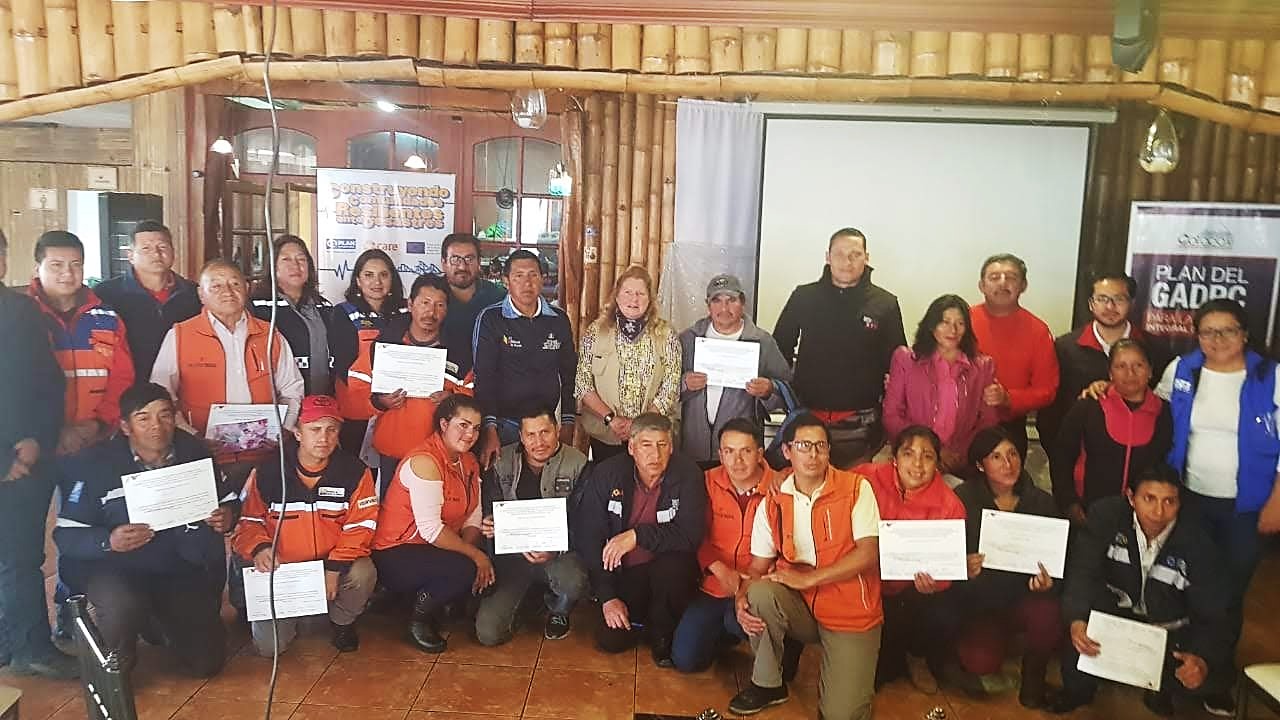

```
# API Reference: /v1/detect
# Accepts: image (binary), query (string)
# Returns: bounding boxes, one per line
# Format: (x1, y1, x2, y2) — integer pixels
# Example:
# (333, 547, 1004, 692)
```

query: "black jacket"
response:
(954, 473, 1061, 610)
(94, 271, 201, 381)
(53, 431, 232, 586)
(773, 266, 906, 412)
(0, 284, 63, 469)
(1062, 496, 1231, 671)
(473, 297, 577, 425)
(1049, 395, 1173, 513)
(250, 293, 335, 396)
(572, 451, 707, 602)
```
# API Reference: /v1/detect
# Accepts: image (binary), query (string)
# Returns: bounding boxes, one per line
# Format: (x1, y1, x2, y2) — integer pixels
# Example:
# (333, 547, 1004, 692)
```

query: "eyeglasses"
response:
(1198, 326, 1244, 341)
(1090, 294, 1131, 307)
(446, 255, 478, 267)
(789, 440, 831, 455)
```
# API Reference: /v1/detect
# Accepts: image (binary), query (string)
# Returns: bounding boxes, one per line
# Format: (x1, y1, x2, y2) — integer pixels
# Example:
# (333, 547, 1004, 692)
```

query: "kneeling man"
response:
(233, 395, 379, 655)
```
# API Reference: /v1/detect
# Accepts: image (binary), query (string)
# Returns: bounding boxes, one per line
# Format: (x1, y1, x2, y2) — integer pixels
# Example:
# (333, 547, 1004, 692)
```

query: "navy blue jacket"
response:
(94, 271, 201, 381)
(0, 284, 63, 469)
(472, 296, 577, 426)
(54, 431, 233, 585)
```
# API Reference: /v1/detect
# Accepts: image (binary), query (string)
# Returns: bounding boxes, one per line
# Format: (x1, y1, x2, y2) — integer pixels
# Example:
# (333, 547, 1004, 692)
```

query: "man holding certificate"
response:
(233, 395, 379, 655)
(475, 407, 588, 645)
(1051, 465, 1231, 717)
(53, 383, 235, 678)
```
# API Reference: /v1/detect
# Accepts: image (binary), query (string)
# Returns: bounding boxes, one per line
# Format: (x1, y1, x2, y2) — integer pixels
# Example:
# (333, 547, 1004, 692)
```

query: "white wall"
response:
(66, 190, 103, 282)
(756, 118, 1091, 337)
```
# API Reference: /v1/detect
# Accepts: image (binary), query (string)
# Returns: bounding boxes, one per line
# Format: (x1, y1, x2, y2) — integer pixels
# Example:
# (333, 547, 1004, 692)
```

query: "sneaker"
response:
(331, 622, 359, 653)
(10, 652, 79, 680)
(1202, 692, 1236, 718)
(907, 654, 940, 695)
(1142, 690, 1174, 718)
(544, 613, 571, 641)
(728, 683, 790, 716)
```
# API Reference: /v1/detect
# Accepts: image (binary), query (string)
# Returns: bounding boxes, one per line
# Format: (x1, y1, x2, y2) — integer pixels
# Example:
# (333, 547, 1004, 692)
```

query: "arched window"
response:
(347, 131, 440, 171)
(472, 137, 564, 247)
(232, 127, 317, 176)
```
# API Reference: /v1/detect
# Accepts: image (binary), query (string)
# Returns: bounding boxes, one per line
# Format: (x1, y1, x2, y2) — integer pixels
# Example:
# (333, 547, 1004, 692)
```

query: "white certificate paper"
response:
(977, 509, 1070, 578)
(693, 337, 760, 389)
(121, 458, 219, 531)
(242, 560, 330, 622)
(492, 498, 569, 555)
(205, 404, 288, 453)
(371, 343, 447, 398)
(1076, 610, 1169, 691)
(878, 519, 968, 581)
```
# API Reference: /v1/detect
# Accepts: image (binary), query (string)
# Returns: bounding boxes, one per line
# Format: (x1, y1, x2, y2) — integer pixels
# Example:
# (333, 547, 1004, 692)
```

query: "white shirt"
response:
(1091, 321, 1131, 356)
(151, 311, 305, 430)
(705, 322, 745, 424)
(1134, 513, 1176, 614)
(1156, 357, 1280, 498)
(750, 474, 880, 565)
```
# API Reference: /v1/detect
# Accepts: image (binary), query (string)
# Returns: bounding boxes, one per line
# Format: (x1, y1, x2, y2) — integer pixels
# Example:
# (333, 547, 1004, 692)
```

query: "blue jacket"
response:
(1167, 349, 1280, 512)
(94, 270, 201, 381)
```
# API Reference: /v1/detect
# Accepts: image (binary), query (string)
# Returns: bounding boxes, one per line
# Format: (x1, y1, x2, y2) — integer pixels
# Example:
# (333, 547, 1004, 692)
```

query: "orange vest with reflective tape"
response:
(362, 332, 476, 460)
(373, 433, 480, 550)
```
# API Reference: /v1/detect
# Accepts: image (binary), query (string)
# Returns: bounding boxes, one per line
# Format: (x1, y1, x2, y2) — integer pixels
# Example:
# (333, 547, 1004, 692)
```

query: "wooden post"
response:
(806, 29, 840, 74)
(1192, 39, 1226, 101)
(1018, 33, 1050, 80)
(544, 22, 574, 68)
(1208, 123, 1228, 201)
(290, 8, 324, 58)
(419, 16, 445, 63)
(0, 0, 17, 99)
(1260, 135, 1276, 202)
(641, 25, 673, 74)
(612, 24, 640, 72)
(841, 30, 872, 74)
(241, 5, 263, 56)
(985, 32, 1018, 78)
(45, 0, 82, 88)
(1264, 41, 1280, 113)
(948, 32, 983, 76)
(615, 95, 635, 276)
(1188, 118, 1212, 201)
(443, 17, 477, 66)
(577, 23, 609, 70)
(774, 28, 807, 73)
(261, 4, 294, 57)
(211, 4, 245, 57)
(515, 21, 543, 65)
(674, 26, 709, 74)
(630, 94, 653, 269)
(386, 14, 417, 58)
(1227, 39, 1264, 107)
(113, 1, 149, 78)
(78, 0, 115, 83)
(476, 19, 512, 65)
(582, 94, 604, 324)
(646, 95, 664, 282)
(910, 31, 948, 77)
(12, 0, 49, 96)
(873, 31, 909, 76)
(1159, 37, 1195, 87)
(709, 27, 741, 74)
(323, 10, 356, 58)
(1050, 34, 1083, 82)
(600, 95, 619, 302)
(742, 28, 776, 73)
(1085, 35, 1115, 82)
(355, 12, 388, 58)
(660, 100, 676, 286)
(1242, 133, 1262, 200)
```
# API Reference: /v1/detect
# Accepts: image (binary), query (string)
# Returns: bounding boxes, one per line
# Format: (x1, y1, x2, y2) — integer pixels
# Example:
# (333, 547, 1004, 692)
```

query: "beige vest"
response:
(580, 318, 673, 444)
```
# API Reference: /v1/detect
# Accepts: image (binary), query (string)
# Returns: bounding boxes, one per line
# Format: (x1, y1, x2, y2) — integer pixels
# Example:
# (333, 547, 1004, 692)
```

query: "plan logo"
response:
(325, 238, 358, 250)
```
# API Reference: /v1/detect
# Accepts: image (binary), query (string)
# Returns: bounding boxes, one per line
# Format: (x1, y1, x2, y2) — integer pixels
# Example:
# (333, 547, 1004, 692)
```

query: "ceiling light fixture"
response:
(1139, 108, 1179, 174)
(375, 100, 399, 113)
(510, 89, 547, 130)
(210, 136, 233, 154)
(403, 154, 428, 170)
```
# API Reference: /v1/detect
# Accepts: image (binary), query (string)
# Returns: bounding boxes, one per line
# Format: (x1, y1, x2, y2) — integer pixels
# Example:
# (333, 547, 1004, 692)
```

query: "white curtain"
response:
(659, 99, 764, 333)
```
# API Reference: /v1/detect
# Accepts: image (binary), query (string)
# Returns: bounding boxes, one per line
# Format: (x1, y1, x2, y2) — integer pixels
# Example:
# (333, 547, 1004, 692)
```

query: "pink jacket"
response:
(883, 346, 999, 459)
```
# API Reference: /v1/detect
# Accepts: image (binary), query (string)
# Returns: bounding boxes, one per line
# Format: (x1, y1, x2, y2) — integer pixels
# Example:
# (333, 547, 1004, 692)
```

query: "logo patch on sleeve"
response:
(357, 496, 379, 509)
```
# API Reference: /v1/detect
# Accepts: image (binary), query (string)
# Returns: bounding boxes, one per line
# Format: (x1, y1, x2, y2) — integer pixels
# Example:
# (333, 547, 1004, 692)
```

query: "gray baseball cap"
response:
(706, 274, 745, 300)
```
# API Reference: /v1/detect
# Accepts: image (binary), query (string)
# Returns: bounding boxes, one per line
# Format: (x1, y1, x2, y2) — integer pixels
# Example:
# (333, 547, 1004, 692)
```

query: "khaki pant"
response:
(250, 556, 376, 656)
(747, 579, 881, 720)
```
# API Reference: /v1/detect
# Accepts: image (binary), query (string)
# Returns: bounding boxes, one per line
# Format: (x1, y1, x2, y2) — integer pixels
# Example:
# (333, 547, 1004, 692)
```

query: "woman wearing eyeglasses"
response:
(1153, 297, 1280, 717)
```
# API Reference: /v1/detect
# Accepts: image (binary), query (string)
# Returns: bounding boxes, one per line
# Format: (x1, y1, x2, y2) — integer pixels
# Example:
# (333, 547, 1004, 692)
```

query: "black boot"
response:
(409, 591, 447, 654)
(1018, 653, 1049, 709)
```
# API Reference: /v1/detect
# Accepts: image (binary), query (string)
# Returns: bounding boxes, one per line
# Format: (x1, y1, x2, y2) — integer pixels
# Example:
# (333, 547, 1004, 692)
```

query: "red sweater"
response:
(857, 461, 967, 595)
(969, 304, 1059, 419)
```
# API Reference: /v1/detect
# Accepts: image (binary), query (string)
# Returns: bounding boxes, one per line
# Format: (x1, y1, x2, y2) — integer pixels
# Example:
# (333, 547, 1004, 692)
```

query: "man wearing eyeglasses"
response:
(1038, 272, 1163, 462)
(440, 233, 506, 377)
(729, 413, 883, 719)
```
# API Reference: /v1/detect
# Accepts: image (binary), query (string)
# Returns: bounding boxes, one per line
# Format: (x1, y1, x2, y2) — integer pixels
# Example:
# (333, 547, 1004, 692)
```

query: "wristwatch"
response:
(603, 411, 616, 425)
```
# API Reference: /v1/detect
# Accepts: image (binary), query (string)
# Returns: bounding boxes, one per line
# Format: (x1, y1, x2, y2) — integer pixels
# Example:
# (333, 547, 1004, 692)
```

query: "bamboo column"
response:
(241, 5, 263, 56)
(985, 33, 1018, 77)
(12, 0, 48, 96)
(659, 100, 676, 286)
(323, 10, 355, 58)
(582, 94, 604, 324)
(146, 2, 182, 71)
(291, 8, 325, 58)
(615, 94, 635, 278)
(355, 12, 388, 58)
(1263, 41, 1280, 112)
(1222, 127, 1244, 200)
(261, 4, 293, 56)
(873, 31, 909, 76)
(630, 93, 654, 270)
(641, 25, 673, 74)
(418, 16, 445, 63)
(0, 0, 16, 100)
(674, 26, 709, 74)
(561, 108, 585, 336)
(841, 30, 872, 74)
(910, 31, 948, 77)
(212, 4, 245, 57)
(1085, 35, 1115, 82)
(515, 21, 543, 65)
(709, 27, 741, 74)
(1208, 123, 1228, 201)
(78, 0, 114, 83)
(1187, 118, 1213, 201)
(45, 0, 81, 89)
(645, 95, 665, 282)
(775, 28, 807, 73)
(806, 29, 840, 74)
(1122, 42, 1158, 82)
(1192, 39, 1226, 102)
(577, 23, 609, 70)
(1159, 37, 1195, 87)
(544, 23, 574, 68)
(1259, 135, 1277, 202)
(476, 19, 513, 64)
(1050, 34, 1083, 82)
(948, 32, 983, 76)
(1018, 33, 1051, 80)
(742, 28, 775, 73)
(443, 17, 477, 66)
(600, 95, 620, 304)
(113, 1, 149, 78)
(386, 14, 417, 58)
(611, 24, 640, 71)
(1228, 40, 1265, 108)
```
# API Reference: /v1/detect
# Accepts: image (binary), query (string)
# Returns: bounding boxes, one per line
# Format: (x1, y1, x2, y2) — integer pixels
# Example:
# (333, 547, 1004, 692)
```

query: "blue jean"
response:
(1183, 490, 1261, 660)
(0, 465, 59, 662)
(670, 591, 745, 673)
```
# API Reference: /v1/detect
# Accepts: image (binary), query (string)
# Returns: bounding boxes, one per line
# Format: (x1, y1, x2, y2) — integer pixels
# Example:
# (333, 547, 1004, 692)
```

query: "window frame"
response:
(471, 136, 563, 246)
(346, 130, 440, 171)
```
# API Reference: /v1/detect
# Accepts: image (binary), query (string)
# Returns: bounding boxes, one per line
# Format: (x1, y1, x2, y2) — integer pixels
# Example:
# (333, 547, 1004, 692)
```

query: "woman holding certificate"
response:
(953, 427, 1061, 709)
(575, 266, 682, 461)
(371, 395, 495, 653)
(882, 295, 999, 478)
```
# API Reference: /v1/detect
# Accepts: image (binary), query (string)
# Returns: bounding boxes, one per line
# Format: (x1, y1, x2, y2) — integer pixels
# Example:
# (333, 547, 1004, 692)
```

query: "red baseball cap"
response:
(299, 395, 343, 425)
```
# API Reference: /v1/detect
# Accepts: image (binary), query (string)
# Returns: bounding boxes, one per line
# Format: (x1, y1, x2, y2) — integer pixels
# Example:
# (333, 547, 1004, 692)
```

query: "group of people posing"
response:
(0, 223, 1275, 720)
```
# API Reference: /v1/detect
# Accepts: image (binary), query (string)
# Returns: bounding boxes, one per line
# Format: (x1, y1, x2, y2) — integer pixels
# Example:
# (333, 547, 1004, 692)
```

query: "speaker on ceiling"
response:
(1112, 0, 1159, 73)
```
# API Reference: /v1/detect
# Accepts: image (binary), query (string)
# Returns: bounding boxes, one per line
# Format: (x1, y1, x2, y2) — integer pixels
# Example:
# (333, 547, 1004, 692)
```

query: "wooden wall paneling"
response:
(659, 98, 675, 284)
(581, 94, 603, 323)
(0, 126, 132, 164)
(599, 94, 619, 302)
(629, 93, 652, 270)
(645, 93, 664, 282)
(614, 94, 634, 277)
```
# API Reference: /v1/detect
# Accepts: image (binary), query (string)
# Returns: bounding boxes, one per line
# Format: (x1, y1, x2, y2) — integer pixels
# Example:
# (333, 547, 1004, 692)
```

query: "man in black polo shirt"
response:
(441, 233, 506, 377)
(473, 250, 576, 467)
